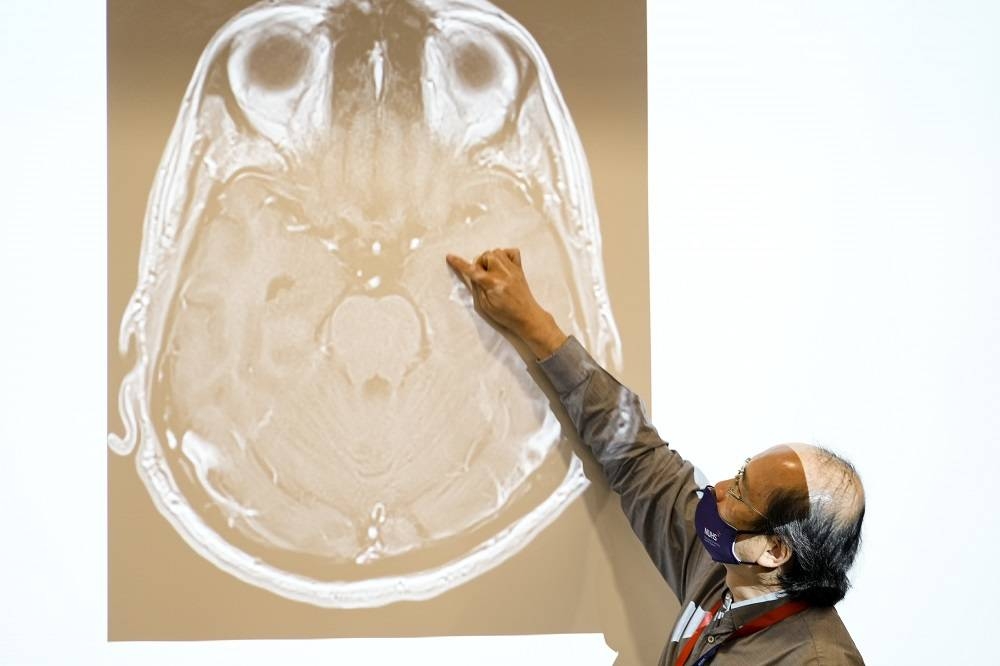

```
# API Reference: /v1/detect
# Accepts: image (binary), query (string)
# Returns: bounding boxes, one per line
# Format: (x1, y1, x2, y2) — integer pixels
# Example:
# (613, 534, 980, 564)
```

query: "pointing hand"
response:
(446, 248, 567, 359)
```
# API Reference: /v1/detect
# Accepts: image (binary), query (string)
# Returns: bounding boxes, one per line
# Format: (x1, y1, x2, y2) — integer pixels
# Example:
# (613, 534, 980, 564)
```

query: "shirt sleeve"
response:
(537, 335, 713, 601)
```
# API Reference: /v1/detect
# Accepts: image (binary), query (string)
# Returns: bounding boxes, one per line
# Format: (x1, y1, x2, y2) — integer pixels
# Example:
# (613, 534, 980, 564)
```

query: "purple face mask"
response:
(694, 486, 768, 565)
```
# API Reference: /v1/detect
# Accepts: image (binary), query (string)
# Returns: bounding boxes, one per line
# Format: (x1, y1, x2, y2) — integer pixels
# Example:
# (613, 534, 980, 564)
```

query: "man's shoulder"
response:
(794, 605, 864, 664)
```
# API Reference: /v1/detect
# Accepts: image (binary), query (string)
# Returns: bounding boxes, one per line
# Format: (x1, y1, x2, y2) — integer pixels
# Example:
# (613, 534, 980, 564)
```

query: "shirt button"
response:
(707, 636, 715, 644)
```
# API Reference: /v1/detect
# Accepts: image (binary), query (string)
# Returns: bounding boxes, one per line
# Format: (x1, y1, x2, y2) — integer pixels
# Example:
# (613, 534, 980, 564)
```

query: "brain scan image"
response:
(109, 0, 622, 608)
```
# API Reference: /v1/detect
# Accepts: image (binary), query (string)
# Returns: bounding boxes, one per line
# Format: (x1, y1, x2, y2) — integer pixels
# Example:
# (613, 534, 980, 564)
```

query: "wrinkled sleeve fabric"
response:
(537, 335, 712, 601)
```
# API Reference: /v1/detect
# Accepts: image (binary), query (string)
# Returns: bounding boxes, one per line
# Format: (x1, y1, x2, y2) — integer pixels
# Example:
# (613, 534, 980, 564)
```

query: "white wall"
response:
(648, 2, 1000, 663)
(2, 1, 996, 664)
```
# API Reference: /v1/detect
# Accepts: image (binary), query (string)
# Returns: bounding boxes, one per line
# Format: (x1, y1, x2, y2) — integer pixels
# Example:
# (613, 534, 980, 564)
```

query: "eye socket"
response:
(421, 26, 521, 148)
(453, 42, 497, 90)
(225, 19, 332, 146)
(246, 32, 311, 91)
(229, 24, 318, 101)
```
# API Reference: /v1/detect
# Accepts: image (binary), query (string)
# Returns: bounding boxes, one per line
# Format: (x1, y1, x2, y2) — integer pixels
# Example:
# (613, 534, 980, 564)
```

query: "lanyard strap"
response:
(675, 596, 810, 666)
(674, 599, 723, 666)
(731, 599, 809, 638)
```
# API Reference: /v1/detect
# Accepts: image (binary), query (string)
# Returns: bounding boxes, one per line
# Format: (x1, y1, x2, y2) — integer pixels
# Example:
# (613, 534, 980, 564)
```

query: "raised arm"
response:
(446, 249, 711, 599)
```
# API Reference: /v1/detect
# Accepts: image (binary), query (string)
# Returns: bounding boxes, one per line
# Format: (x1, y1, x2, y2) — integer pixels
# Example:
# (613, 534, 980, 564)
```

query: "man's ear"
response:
(757, 535, 793, 569)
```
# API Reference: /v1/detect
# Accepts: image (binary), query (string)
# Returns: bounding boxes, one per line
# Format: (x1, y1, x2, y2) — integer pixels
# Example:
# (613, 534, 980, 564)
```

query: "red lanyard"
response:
(674, 596, 810, 666)
(674, 599, 724, 666)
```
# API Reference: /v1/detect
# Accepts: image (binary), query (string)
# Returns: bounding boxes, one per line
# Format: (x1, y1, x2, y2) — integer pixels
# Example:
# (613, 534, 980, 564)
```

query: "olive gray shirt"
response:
(537, 336, 864, 665)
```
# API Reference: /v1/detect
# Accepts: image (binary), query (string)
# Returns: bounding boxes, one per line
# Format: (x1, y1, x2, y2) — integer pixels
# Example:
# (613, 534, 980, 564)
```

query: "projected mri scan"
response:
(109, 0, 621, 607)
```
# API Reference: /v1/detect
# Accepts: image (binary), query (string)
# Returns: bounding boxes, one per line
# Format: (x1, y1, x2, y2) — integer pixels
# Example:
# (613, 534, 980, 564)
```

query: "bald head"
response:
(788, 443, 866, 528)
(758, 443, 866, 606)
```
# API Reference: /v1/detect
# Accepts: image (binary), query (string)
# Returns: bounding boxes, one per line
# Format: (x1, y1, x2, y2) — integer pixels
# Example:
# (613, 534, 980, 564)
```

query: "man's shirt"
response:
(537, 336, 864, 665)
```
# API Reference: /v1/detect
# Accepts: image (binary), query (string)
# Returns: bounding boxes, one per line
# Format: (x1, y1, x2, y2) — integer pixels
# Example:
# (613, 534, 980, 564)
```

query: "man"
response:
(446, 248, 866, 665)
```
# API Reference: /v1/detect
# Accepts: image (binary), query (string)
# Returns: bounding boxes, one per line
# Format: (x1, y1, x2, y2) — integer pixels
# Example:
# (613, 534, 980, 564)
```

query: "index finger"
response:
(446, 253, 486, 283)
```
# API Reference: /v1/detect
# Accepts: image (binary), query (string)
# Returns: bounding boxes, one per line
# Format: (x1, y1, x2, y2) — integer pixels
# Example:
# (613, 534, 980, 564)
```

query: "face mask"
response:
(695, 486, 767, 565)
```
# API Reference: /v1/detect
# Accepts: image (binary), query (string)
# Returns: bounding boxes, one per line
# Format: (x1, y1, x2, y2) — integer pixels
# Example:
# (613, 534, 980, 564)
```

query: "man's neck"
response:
(724, 565, 783, 603)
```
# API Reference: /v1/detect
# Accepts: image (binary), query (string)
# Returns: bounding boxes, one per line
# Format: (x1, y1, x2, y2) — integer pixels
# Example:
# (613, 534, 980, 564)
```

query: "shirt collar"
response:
(727, 589, 787, 611)
(711, 588, 790, 630)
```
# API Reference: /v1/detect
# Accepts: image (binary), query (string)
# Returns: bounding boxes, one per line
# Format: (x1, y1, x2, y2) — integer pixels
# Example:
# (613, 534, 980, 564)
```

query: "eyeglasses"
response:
(727, 457, 773, 528)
